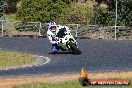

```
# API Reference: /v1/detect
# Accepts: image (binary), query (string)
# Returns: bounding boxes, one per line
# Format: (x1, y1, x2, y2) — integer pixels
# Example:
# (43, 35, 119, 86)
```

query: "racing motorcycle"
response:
(55, 28, 81, 54)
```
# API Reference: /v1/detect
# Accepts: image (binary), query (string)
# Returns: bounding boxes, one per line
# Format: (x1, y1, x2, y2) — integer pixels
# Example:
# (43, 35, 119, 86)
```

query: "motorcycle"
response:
(55, 28, 81, 54)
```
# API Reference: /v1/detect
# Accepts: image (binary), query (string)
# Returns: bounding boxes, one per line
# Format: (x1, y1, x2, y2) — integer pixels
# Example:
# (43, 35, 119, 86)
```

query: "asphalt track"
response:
(0, 37, 132, 77)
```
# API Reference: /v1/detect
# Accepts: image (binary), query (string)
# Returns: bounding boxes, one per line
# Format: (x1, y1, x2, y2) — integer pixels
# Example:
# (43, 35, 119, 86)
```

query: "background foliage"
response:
(92, 0, 132, 26)
(0, 0, 132, 26)
(16, 0, 68, 23)
(62, 3, 93, 24)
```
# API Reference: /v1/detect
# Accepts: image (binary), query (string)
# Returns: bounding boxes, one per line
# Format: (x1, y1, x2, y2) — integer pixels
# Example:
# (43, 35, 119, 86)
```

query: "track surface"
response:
(0, 37, 132, 76)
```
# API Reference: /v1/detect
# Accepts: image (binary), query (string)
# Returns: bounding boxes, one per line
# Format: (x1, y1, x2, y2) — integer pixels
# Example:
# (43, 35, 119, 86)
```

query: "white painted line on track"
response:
(0, 55, 51, 71)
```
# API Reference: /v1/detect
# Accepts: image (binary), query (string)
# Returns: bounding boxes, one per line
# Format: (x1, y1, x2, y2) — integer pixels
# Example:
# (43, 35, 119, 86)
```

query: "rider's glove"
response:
(55, 37, 59, 41)
(52, 35, 59, 41)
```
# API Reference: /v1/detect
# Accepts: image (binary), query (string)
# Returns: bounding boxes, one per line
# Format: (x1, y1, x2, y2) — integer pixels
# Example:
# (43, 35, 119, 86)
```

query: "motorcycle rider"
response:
(46, 21, 70, 53)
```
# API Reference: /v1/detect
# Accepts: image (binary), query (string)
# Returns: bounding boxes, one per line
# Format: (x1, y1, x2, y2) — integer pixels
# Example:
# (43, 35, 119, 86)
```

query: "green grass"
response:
(14, 78, 132, 88)
(0, 50, 36, 67)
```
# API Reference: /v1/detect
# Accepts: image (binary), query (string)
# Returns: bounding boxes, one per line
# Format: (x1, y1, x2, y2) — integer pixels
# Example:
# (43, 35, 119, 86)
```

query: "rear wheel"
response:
(68, 41, 81, 54)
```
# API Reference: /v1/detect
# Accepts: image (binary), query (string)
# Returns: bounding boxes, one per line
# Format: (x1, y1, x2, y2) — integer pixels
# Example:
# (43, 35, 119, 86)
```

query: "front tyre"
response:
(68, 41, 81, 54)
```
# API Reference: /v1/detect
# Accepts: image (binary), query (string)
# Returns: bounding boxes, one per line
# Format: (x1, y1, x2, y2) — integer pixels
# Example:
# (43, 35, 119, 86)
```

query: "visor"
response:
(50, 26, 56, 32)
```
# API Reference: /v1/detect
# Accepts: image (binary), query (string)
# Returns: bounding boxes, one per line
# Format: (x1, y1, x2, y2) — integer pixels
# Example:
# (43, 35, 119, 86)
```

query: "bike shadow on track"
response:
(48, 51, 81, 55)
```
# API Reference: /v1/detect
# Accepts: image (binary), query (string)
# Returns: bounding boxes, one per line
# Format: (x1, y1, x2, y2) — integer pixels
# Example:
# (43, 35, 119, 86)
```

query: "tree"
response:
(116, 0, 132, 26)
(92, 0, 132, 26)
(91, 1, 110, 25)
(16, 0, 69, 23)
(4, 0, 20, 13)
(61, 0, 71, 3)
(0, 0, 4, 17)
(62, 3, 93, 24)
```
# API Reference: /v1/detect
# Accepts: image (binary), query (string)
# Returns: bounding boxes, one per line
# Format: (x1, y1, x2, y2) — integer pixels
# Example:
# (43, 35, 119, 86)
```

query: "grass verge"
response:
(14, 78, 132, 88)
(0, 72, 132, 88)
(0, 50, 36, 68)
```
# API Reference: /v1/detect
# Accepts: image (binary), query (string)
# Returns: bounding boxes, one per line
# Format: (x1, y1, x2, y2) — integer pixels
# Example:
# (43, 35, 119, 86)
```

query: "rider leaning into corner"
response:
(46, 21, 70, 53)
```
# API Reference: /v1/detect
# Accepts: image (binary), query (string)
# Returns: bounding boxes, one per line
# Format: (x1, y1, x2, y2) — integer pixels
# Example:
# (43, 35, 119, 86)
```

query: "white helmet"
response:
(49, 21, 57, 32)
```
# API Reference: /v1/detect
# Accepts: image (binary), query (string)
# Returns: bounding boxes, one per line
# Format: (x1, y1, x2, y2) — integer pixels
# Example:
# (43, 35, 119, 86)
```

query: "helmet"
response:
(49, 21, 57, 32)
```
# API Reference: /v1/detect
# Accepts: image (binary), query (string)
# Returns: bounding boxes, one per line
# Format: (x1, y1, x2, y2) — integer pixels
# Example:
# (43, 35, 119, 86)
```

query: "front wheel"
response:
(68, 41, 81, 54)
